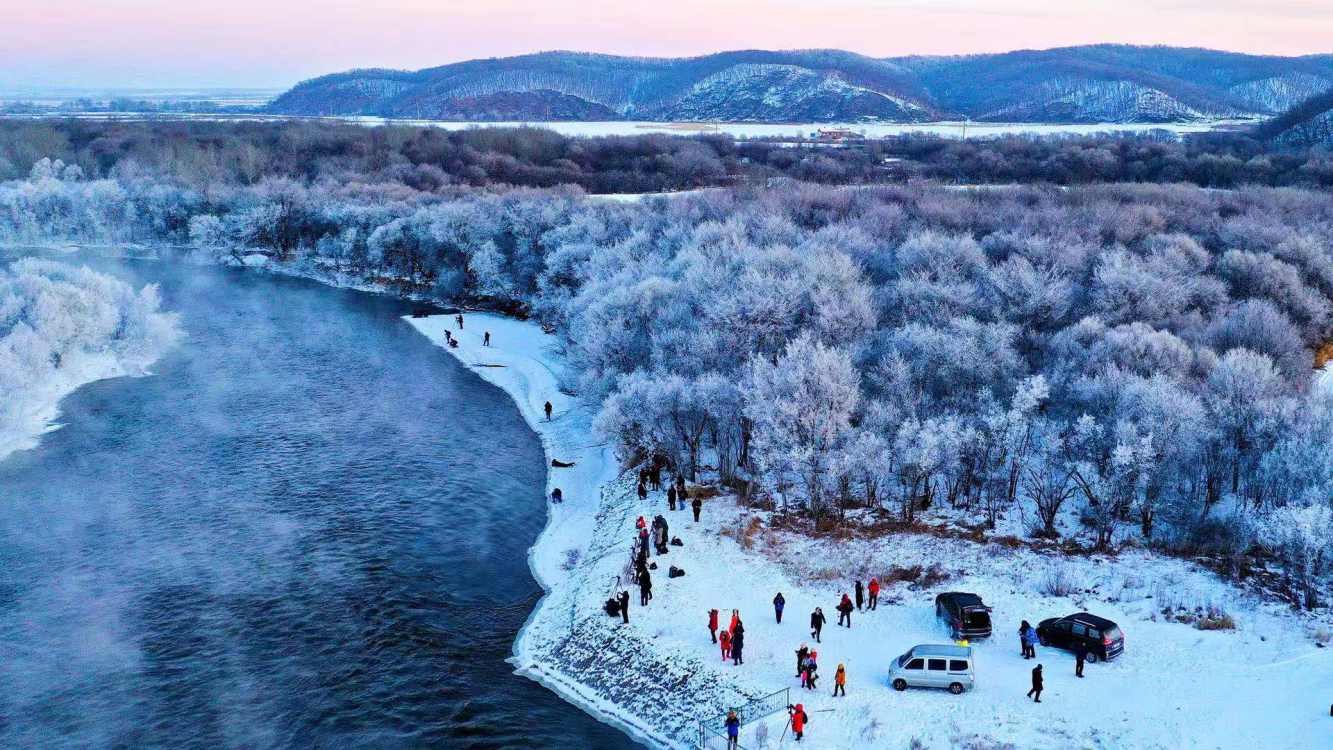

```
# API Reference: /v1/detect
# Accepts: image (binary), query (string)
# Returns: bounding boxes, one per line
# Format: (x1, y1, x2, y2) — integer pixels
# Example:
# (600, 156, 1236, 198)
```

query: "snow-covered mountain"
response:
(267, 45, 1333, 124)
(1256, 88, 1333, 148)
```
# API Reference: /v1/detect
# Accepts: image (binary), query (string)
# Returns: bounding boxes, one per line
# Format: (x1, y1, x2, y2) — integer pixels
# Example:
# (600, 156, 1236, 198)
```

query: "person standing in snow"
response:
(1027, 664, 1043, 702)
(691, 494, 702, 523)
(720, 629, 732, 662)
(650, 463, 662, 491)
(730, 609, 740, 634)
(810, 607, 826, 642)
(773, 593, 786, 623)
(855, 580, 864, 611)
(544, 401, 553, 421)
(551, 487, 563, 504)
(1073, 641, 1087, 678)
(667, 484, 677, 511)
(639, 569, 653, 606)
(795, 644, 809, 679)
(833, 663, 847, 697)
(618, 590, 630, 624)
(837, 594, 854, 628)
(788, 704, 808, 742)
(483, 331, 490, 346)
(724, 712, 740, 750)
(868, 578, 880, 610)
(731, 623, 744, 665)
(1019, 620, 1036, 659)
(803, 654, 819, 691)
(637, 482, 648, 503)
(708, 609, 720, 643)
(456, 314, 463, 329)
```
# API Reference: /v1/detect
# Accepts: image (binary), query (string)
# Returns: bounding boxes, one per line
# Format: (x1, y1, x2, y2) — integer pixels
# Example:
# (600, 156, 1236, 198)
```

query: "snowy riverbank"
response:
(1, 258, 182, 461)
(411, 312, 1333, 749)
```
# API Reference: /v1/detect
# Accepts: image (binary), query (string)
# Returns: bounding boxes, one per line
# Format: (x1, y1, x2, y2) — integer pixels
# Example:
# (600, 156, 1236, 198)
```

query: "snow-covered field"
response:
(0, 112, 1244, 140)
(411, 312, 1333, 749)
(345, 118, 1243, 140)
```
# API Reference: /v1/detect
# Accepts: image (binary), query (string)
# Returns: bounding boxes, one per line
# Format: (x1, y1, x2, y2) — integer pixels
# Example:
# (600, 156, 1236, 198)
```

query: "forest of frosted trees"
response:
(3, 129, 1333, 607)
(1, 257, 183, 457)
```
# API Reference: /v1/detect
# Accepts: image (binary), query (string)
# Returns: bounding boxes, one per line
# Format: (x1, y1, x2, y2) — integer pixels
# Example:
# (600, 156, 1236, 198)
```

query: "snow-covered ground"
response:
(410, 312, 1333, 749)
(0, 113, 1244, 140)
(347, 118, 1244, 140)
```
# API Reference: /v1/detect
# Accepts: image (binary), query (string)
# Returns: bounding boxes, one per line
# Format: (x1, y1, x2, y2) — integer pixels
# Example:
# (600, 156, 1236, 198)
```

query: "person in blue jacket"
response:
(724, 711, 740, 749)
(773, 592, 786, 623)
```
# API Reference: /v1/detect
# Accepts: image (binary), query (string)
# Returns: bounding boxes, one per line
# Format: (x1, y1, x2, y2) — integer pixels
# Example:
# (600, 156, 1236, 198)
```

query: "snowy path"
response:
(409, 312, 1333, 750)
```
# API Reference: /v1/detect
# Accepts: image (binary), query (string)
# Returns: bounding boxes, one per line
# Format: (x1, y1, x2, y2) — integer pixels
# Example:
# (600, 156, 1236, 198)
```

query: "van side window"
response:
(927, 659, 947, 671)
(1072, 624, 1089, 637)
(1057, 621, 1072, 632)
(949, 660, 968, 671)
(906, 659, 924, 670)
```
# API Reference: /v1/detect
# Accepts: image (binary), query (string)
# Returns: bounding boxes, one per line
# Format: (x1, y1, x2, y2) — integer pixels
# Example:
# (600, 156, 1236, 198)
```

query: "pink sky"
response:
(3, 0, 1331, 89)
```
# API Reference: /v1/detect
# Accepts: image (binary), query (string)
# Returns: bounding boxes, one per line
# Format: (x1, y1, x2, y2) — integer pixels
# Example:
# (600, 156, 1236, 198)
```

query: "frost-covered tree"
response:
(746, 337, 859, 520)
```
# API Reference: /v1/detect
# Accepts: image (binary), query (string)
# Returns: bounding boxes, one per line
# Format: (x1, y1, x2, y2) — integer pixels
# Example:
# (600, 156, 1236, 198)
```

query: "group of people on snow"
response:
(713, 608, 746, 665)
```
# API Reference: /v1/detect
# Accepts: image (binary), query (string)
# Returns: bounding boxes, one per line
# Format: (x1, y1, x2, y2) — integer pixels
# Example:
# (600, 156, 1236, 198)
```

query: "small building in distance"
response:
(811, 128, 862, 143)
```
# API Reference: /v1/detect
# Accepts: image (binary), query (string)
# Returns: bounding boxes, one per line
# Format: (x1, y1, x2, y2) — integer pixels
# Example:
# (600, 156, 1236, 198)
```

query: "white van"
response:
(887, 644, 975, 694)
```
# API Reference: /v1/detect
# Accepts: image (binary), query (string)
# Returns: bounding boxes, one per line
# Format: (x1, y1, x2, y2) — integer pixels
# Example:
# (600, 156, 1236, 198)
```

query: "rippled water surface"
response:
(0, 261, 636, 749)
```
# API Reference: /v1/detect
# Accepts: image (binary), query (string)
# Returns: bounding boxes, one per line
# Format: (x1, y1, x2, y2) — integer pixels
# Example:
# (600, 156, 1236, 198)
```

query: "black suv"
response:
(1036, 613, 1125, 662)
(935, 592, 993, 640)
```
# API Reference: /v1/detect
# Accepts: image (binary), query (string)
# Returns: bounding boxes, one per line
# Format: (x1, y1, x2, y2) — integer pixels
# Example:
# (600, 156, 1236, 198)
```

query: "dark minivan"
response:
(935, 592, 993, 640)
(1036, 613, 1125, 662)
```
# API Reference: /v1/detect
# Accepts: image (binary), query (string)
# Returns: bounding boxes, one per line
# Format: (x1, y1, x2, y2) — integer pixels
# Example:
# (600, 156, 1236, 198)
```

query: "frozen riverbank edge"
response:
(409, 313, 749, 748)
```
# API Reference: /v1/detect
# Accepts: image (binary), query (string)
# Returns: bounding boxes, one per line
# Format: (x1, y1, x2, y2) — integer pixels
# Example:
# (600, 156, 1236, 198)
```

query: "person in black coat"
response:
(731, 624, 744, 665)
(691, 495, 702, 522)
(617, 590, 630, 624)
(667, 484, 677, 511)
(855, 580, 864, 611)
(1027, 664, 1043, 702)
(773, 593, 786, 623)
(639, 570, 653, 606)
(795, 644, 810, 678)
(810, 608, 826, 642)
(1073, 641, 1087, 678)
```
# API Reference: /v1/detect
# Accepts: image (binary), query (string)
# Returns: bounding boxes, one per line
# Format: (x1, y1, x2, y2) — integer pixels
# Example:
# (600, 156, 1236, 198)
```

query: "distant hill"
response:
(267, 45, 1333, 124)
(1255, 88, 1333, 147)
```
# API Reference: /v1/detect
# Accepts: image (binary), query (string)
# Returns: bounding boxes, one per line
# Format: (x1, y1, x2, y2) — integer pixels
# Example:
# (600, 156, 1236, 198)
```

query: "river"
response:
(0, 260, 637, 748)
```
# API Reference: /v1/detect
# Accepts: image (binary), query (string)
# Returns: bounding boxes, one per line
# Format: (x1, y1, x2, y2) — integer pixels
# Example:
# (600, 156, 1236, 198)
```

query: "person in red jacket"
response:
(708, 609, 719, 643)
(837, 594, 854, 628)
(789, 704, 808, 741)
(730, 609, 740, 634)
(868, 578, 880, 610)
(719, 629, 732, 662)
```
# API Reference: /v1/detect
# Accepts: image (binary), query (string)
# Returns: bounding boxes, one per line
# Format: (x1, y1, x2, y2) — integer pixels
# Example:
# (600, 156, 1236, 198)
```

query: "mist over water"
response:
(0, 260, 635, 748)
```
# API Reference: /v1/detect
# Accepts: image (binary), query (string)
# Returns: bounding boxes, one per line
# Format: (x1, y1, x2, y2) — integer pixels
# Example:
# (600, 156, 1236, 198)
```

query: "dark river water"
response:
(0, 261, 635, 749)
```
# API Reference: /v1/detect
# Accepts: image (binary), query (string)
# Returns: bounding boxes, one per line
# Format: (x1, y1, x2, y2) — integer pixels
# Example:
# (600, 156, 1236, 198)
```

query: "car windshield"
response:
(1106, 626, 1124, 640)
(897, 654, 909, 667)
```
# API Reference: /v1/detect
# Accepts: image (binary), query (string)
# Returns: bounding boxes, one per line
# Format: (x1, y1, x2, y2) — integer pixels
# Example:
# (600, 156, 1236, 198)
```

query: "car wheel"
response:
(1086, 651, 1099, 664)
(1038, 634, 1049, 647)
(892, 678, 908, 692)
(949, 683, 965, 695)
